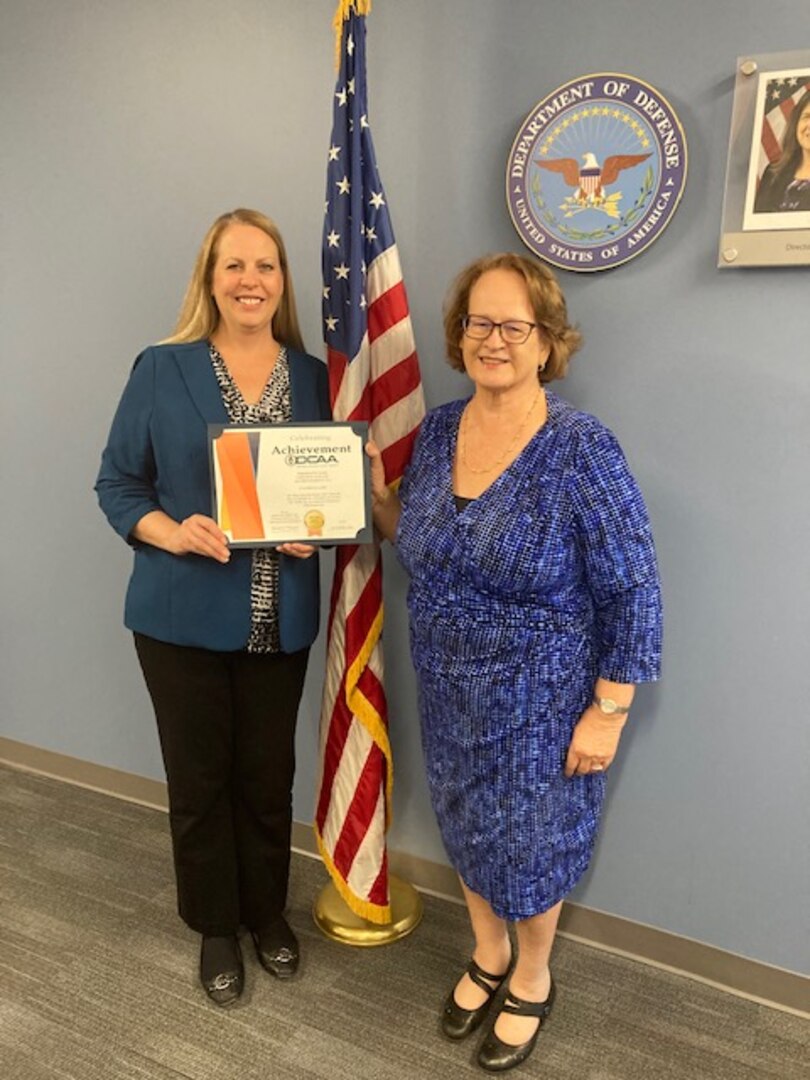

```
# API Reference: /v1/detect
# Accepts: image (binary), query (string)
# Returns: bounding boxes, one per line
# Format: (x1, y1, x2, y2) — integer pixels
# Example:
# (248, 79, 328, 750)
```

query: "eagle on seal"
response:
(536, 151, 651, 206)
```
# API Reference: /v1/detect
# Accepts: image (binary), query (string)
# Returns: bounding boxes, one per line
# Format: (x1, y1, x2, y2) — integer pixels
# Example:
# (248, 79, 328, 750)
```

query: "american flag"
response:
(314, 0, 424, 924)
(757, 74, 810, 179)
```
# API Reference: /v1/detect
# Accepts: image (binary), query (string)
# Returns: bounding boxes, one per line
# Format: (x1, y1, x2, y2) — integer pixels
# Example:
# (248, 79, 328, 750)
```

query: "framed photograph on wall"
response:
(719, 50, 810, 268)
(743, 68, 810, 231)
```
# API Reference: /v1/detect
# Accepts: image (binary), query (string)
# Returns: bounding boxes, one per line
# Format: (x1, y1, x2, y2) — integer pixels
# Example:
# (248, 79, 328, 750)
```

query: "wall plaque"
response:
(507, 73, 687, 272)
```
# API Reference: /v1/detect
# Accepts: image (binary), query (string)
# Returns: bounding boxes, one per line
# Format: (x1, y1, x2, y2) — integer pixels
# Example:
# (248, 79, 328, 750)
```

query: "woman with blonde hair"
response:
(369, 253, 662, 1072)
(97, 209, 329, 1006)
(167, 208, 306, 350)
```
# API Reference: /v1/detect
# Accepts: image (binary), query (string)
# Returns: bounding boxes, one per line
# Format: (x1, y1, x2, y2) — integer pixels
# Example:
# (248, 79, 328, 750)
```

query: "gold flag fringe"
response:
(333, 0, 372, 69)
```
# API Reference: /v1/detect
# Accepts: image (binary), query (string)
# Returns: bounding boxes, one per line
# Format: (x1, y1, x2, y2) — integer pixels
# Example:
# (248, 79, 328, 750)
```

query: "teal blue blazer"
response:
(96, 341, 330, 652)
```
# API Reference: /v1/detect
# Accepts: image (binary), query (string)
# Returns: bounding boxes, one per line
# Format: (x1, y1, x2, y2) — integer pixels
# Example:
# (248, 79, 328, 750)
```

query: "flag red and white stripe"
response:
(315, 1, 424, 923)
(757, 75, 810, 180)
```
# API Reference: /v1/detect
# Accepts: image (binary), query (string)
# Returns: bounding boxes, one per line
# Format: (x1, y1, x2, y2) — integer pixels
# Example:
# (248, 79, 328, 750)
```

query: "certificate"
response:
(208, 421, 372, 546)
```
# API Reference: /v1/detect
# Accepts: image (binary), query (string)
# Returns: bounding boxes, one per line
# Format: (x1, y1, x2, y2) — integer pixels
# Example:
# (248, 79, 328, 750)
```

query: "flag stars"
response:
(328, 145, 341, 161)
(360, 114, 370, 129)
(335, 263, 350, 280)
(369, 191, 385, 209)
(325, 315, 339, 332)
(323, 286, 331, 299)
(336, 87, 348, 106)
(359, 295, 367, 309)
(327, 229, 341, 248)
(365, 226, 377, 242)
(336, 176, 351, 195)
(347, 34, 354, 55)
(348, 78, 356, 95)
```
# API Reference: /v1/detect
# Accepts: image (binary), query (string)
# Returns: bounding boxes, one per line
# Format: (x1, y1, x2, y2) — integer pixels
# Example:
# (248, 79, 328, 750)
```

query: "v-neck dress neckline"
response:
(450, 392, 562, 511)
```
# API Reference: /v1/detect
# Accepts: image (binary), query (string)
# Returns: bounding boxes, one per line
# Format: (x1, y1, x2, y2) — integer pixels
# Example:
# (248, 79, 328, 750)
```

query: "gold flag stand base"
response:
(313, 874, 423, 946)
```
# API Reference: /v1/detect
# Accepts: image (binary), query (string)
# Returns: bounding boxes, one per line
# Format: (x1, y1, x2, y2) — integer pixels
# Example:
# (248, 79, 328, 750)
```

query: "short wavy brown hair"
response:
(443, 253, 582, 384)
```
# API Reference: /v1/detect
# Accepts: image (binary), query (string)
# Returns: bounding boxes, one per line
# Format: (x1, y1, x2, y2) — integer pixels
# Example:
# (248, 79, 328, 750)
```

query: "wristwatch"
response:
(593, 695, 631, 716)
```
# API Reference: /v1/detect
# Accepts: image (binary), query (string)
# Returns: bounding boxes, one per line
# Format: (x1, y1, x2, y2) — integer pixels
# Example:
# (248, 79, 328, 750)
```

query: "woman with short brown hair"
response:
(369, 253, 662, 1072)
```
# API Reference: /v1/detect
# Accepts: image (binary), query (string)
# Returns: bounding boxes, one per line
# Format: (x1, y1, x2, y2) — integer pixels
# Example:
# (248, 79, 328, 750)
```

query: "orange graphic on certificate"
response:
(214, 431, 264, 540)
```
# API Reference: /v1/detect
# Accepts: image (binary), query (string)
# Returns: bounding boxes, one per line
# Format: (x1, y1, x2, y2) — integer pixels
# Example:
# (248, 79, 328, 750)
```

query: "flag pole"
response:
(313, 0, 425, 946)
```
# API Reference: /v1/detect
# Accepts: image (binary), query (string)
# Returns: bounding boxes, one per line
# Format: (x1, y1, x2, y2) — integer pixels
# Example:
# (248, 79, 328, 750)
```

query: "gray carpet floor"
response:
(0, 761, 807, 1080)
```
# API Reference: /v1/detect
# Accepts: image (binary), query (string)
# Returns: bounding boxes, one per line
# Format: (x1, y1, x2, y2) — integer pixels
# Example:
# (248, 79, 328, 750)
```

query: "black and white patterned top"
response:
(209, 343, 291, 653)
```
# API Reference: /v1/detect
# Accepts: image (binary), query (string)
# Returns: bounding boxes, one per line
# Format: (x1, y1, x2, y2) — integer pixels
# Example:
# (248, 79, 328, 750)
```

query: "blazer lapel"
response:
(171, 341, 229, 423)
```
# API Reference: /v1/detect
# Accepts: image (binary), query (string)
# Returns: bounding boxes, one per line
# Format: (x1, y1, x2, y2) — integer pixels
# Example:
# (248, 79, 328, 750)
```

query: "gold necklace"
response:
(460, 392, 542, 475)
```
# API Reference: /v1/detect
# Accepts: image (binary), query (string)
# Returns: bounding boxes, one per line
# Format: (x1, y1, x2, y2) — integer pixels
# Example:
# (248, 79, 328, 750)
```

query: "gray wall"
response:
(2, 1, 807, 975)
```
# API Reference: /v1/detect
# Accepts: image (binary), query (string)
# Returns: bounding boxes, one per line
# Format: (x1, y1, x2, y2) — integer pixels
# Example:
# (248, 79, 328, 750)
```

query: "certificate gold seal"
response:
(304, 509, 326, 537)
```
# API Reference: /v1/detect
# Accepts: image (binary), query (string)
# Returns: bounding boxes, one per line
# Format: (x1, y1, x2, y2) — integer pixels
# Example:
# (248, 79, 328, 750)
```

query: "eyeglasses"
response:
(461, 315, 538, 345)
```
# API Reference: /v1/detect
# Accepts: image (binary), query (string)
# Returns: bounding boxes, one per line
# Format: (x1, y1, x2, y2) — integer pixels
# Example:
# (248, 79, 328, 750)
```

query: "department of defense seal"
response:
(506, 73, 687, 272)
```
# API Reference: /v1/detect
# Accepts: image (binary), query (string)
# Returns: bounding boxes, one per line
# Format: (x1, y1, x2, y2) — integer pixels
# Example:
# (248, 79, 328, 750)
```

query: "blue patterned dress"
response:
(395, 392, 662, 920)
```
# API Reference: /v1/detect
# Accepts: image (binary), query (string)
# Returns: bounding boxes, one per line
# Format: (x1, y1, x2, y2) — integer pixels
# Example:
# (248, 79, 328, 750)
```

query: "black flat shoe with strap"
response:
(477, 978, 556, 1072)
(440, 957, 511, 1041)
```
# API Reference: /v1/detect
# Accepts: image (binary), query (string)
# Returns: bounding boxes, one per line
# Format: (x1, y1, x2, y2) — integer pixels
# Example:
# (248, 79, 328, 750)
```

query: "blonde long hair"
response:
(163, 209, 305, 351)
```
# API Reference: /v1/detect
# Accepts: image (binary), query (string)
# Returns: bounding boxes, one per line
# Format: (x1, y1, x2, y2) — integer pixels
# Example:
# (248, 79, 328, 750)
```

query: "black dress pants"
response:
(134, 633, 309, 937)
